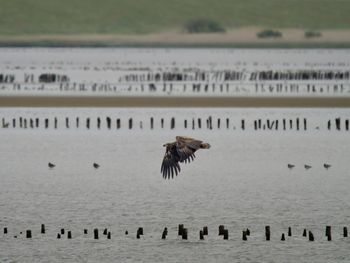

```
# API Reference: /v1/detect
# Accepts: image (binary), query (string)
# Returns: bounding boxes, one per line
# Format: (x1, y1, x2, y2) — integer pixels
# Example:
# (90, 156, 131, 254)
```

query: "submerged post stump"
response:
(103, 228, 108, 235)
(203, 226, 208, 235)
(308, 231, 314, 241)
(218, 225, 225, 236)
(303, 229, 307, 237)
(344, 227, 348, 237)
(61, 228, 65, 235)
(223, 229, 229, 240)
(242, 231, 247, 241)
(246, 228, 250, 236)
(67, 231, 72, 239)
(84, 229, 88, 234)
(178, 224, 184, 236)
(281, 233, 285, 241)
(94, 228, 99, 239)
(107, 232, 111, 239)
(199, 230, 204, 240)
(326, 226, 331, 241)
(41, 224, 45, 234)
(4, 227, 8, 234)
(162, 227, 167, 239)
(57, 233, 61, 239)
(265, 226, 270, 241)
(26, 230, 32, 239)
(288, 227, 292, 237)
(182, 228, 188, 240)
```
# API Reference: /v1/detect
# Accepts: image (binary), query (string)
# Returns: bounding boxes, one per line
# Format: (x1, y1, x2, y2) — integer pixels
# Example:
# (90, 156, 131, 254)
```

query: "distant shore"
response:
(1, 28, 350, 48)
(1, 96, 350, 108)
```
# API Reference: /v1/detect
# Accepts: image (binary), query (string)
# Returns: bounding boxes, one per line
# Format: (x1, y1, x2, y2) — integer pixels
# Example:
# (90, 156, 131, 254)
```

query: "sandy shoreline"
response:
(1, 28, 350, 47)
(1, 96, 350, 108)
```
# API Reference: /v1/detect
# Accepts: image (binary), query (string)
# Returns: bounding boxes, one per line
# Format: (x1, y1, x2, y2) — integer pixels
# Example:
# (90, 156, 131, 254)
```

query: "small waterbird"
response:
(48, 162, 55, 169)
(161, 136, 211, 179)
(93, 163, 100, 169)
(324, 163, 331, 169)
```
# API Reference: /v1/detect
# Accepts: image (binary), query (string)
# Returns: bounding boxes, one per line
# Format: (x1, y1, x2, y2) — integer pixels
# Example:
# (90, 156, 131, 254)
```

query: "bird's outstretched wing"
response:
(161, 145, 181, 179)
(176, 136, 202, 163)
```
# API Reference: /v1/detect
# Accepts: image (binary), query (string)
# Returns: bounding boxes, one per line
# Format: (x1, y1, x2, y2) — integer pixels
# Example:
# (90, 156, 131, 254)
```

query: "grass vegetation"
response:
(0, 0, 349, 35)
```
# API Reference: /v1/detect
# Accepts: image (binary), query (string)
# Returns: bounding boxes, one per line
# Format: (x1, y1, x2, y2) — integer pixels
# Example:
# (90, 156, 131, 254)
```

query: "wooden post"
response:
(281, 233, 285, 241)
(171, 117, 175, 129)
(137, 227, 143, 235)
(178, 224, 184, 236)
(296, 118, 300, 130)
(97, 117, 101, 129)
(103, 228, 108, 235)
(192, 118, 195, 130)
(283, 119, 286, 130)
(61, 228, 65, 235)
(217, 118, 221, 129)
(162, 227, 167, 239)
(246, 228, 250, 236)
(304, 118, 307, 130)
(125, 230, 128, 235)
(308, 231, 314, 241)
(335, 118, 341, 130)
(150, 117, 154, 129)
(203, 226, 208, 235)
(107, 232, 111, 239)
(129, 118, 133, 129)
(161, 118, 164, 129)
(41, 224, 45, 234)
(106, 117, 111, 129)
(66, 117, 69, 129)
(84, 229, 88, 234)
(199, 230, 204, 240)
(116, 119, 121, 129)
(326, 226, 331, 241)
(223, 229, 229, 240)
(26, 230, 32, 238)
(303, 229, 307, 237)
(45, 118, 49, 129)
(4, 227, 7, 234)
(36, 118, 39, 128)
(242, 230, 247, 241)
(218, 225, 225, 235)
(241, 119, 245, 130)
(184, 120, 187, 129)
(94, 228, 99, 239)
(198, 118, 202, 129)
(226, 118, 229, 129)
(76, 117, 79, 128)
(343, 227, 348, 237)
(86, 118, 90, 129)
(57, 233, 61, 239)
(182, 228, 188, 240)
(288, 227, 292, 236)
(346, 120, 349, 131)
(265, 226, 270, 241)
(67, 231, 72, 239)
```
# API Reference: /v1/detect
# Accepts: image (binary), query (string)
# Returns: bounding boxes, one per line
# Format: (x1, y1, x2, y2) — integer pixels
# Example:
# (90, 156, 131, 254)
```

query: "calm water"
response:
(1, 108, 350, 262)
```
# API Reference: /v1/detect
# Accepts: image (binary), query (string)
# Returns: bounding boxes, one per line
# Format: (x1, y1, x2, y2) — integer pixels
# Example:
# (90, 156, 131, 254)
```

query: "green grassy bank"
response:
(0, 0, 349, 35)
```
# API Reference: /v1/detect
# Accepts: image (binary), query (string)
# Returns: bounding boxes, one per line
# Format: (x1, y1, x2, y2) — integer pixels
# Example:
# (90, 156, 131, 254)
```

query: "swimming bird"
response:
(304, 164, 312, 170)
(161, 136, 211, 179)
(48, 162, 55, 169)
(93, 163, 100, 169)
(287, 164, 295, 169)
(324, 163, 331, 169)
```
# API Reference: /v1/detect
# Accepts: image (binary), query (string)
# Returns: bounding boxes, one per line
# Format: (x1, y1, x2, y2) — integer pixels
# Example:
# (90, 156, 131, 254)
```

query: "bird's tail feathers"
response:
(200, 143, 211, 149)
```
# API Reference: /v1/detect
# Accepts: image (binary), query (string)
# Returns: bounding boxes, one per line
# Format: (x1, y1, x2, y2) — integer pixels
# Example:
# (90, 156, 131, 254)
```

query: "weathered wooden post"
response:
(116, 119, 121, 129)
(125, 230, 128, 235)
(335, 118, 341, 130)
(19, 117, 23, 128)
(241, 119, 245, 130)
(325, 226, 331, 241)
(328, 120, 331, 130)
(12, 118, 16, 128)
(283, 119, 286, 130)
(45, 118, 49, 129)
(150, 117, 154, 129)
(129, 118, 133, 129)
(138, 227, 143, 235)
(171, 117, 175, 129)
(94, 228, 99, 239)
(217, 118, 221, 129)
(61, 228, 65, 235)
(223, 229, 229, 240)
(226, 118, 229, 129)
(303, 229, 307, 237)
(289, 119, 293, 130)
(199, 230, 204, 240)
(192, 118, 195, 130)
(288, 227, 292, 236)
(66, 117, 69, 129)
(304, 118, 307, 130)
(41, 224, 45, 234)
(346, 119, 349, 131)
(184, 120, 187, 129)
(162, 227, 167, 239)
(76, 117, 79, 128)
(106, 117, 111, 129)
(182, 228, 188, 240)
(246, 228, 250, 236)
(57, 233, 61, 239)
(242, 230, 247, 241)
(84, 229, 88, 234)
(203, 226, 208, 235)
(23, 119, 27, 129)
(308, 231, 314, 241)
(296, 118, 300, 130)
(30, 119, 34, 128)
(4, 227, 7, 234)
(178, 224, 184, 236)
(103, 228, 108, 235)
(265, 226, 270, 241)
(26, 230, 32, 238)
(107, 232, 111, 239)
(36, 118, 39, 128)
(218, 225, 225, 236)
(97, 117, 101, 129)
(161, 118, 164, 129)
(67, 231, 72, 239)
(343, 227, 348, 237)
(198, 118, 202, 129)
(86, 118, 90, 129)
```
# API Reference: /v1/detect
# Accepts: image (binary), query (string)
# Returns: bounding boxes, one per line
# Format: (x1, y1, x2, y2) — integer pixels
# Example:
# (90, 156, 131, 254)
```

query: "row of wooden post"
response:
(2, 116, 350, 131)
(2, 225, 349, 241)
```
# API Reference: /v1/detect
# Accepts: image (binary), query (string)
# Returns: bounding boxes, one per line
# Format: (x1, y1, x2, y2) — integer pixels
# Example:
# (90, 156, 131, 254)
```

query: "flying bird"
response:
(48, 162, 55, 169)
(304, 164, 312, 170)
(161, 136, 211, 179)
(287, 164, 295, 169)
(93, 163, 100, 169)
(324, 163, 331, 169)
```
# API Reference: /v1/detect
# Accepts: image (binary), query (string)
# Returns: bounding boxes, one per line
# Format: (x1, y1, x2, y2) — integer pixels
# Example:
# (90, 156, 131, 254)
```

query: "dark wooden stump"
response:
(67, 231, 72, 239)
(182, 228, 188, 240)
(203, 226, 208, 235)
(41, 224, 45, 234)
(199, 230, 204, 240)
(281, 233, 285, 241)
(265, 226, 270, 241)
(242, 230, 247, 241)
(94, 228, 99, 239)
(223, 229, 229, 240)
(288, 227, 292, 236)
(308, 231, 314, 241)
(344, 227, 348, 237)
(218, 225, 225, 236)
(178, 224, 184, 236)
(26, 230, 32, 238)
